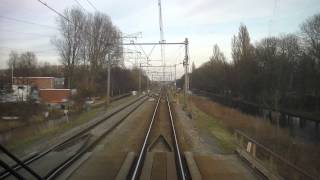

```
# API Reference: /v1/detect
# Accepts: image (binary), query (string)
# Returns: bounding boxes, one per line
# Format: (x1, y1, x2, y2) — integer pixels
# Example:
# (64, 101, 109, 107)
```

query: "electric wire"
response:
(0, 29, 56, 37)
(36, 0, 115, 47)
(0, 15, 57, 30)
(73, 0, 86, 11)
(85, 0, 98, 11)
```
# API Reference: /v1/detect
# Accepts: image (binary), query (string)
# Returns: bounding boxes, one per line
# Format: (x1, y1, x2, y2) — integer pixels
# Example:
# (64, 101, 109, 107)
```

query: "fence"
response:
(234, 130, 316, 180)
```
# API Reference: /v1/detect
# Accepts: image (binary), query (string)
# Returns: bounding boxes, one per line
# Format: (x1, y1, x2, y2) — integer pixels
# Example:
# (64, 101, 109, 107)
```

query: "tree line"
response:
(52, 7, 148, 96)
(1, 7, 148, 98)
(188, 13, 320, 113)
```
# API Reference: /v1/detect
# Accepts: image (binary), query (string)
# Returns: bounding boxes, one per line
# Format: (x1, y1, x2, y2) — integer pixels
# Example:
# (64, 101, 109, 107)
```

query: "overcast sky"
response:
(0, 0, 319, 78)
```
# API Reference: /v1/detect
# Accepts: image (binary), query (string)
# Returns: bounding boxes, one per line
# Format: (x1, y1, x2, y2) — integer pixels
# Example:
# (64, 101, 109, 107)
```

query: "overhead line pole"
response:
(158, 0, 165, 84)
(184, 38, 189, 107)
(139, 63, 142, 95)
(106, 54, 111, 106)
(121, 40, 189, 104)
(174, 64, 177, 91)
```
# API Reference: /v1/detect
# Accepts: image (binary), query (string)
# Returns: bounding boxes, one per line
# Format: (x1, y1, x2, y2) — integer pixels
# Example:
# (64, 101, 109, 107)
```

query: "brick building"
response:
(13, 77, 55, 89)
(12, 77, 71, 104)
(39, 89, 71, 104)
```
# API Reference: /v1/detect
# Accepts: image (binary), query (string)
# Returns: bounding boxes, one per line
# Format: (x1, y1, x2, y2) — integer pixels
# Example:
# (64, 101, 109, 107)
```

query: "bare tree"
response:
(232, 24, 254, 64)
(300, 13, 320, 61)
(83, 12, 122, 92)
(52, 7, 86, 88)
(300, 13, 320, 110)
(7, 51, 38, 77)
(211, 44, 226, 63)
(7, 51, 19, 71)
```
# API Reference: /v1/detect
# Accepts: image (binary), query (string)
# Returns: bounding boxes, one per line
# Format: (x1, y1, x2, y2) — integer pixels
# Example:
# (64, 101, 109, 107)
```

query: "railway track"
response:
(129, 90, 187, 180)
(1, 95, 148, 180)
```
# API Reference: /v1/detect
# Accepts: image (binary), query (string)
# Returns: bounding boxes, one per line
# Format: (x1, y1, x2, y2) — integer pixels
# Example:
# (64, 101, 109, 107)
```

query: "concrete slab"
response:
(192, 152, 262, 180)
(140, 152, 177, 180)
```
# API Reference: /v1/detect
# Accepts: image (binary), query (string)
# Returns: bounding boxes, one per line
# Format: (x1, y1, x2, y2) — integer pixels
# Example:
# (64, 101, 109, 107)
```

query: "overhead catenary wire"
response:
(85, 0, 98, 11)
(36, 0, 119, 48)
(37, 0, 72, 23)
(174, 45, 184, 64)
(73, 0, 87, 11)
(0, 29, 56, 37)
(0, 46, 58, 54)
(0, 15, 58, 30)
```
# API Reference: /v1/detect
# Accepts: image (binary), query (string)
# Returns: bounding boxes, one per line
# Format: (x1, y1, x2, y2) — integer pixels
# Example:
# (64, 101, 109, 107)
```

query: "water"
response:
(260, 109, 319, 143)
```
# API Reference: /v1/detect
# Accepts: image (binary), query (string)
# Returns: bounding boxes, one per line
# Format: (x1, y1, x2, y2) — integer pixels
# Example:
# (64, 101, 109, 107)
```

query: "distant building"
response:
(54, 78, 65, 89)
(13, 77, 64, 89)
(5, 77, 71, 105)
(39, 89, 71, 104)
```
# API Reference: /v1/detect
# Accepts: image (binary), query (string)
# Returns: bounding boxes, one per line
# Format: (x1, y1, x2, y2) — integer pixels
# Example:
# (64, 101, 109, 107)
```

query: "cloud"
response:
(1, 0, 320, 70)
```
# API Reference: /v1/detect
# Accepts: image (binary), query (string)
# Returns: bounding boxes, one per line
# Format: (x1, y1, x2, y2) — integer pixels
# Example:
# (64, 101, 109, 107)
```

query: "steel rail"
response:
(166, 94, 186, 180)
(0, 145, 43, 179)
(131, 94, 161, 180)
(45, 97, 148, 180)
(1, 95, 146, 179)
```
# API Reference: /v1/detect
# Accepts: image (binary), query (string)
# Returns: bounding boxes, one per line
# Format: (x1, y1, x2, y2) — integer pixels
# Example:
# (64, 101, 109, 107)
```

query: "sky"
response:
(0, 0, 319, 78)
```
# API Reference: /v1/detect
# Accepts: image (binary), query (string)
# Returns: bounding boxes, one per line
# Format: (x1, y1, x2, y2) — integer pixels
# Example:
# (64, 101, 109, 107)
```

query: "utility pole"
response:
(106, 54, 111, 106)
(174, 64, 177, 91)
(139, 63, 142, 94)
(158, 0, 165, 84)
(11, 63, 14, 87)
(184, 38, 189, 107)
(146, 71, 149, 94)
(151, 74, 153, 89)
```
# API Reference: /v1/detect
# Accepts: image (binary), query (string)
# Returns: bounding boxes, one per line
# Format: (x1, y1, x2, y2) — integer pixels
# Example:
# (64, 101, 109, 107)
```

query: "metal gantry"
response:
(122, 39, 189, 105)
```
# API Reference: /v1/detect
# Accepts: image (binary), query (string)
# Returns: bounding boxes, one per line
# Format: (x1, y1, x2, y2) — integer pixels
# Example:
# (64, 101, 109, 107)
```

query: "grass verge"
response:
(191, 104, 236, 153)
(176, 92, 235, 153)
(190, 94, 320, 178)
(7, 106, 103, 154)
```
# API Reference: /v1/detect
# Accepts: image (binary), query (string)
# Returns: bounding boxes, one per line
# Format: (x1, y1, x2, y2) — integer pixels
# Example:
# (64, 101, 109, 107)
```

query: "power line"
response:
(0, 46, 57, 55)
(73, 0, 87, 11)
(85, 0, 98, 11)
(0, 15, 57, 30)
(174, 45, 184, 64)
(0, 29, 56, 37)
(36, 0, 115, 47)
(0, 46, 56, 52)
(37, 0, 71, 23)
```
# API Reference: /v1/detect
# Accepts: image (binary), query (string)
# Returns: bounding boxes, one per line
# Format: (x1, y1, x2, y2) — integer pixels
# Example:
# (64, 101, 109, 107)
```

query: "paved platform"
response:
(186, 152, 262, 180)
(140, 152, 178, 180)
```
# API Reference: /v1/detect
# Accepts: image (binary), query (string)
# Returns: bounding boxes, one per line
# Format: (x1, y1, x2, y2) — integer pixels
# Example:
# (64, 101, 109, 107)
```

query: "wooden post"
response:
(252, 143, 256, 158)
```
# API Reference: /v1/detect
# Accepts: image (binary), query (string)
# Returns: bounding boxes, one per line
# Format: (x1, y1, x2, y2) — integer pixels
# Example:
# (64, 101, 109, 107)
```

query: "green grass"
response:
(191, 103, 236, 153)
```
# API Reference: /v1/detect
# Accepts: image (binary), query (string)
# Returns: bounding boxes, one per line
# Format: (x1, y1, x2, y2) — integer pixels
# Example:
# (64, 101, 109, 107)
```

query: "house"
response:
(13, 77, 61, 89)
(10, 77, 72, 105)
(39, 89, 71, 104)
